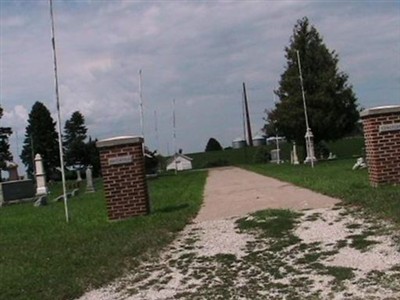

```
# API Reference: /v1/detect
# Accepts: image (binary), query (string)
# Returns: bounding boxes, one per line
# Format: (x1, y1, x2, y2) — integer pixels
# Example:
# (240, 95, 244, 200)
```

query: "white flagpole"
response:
(49, 0, 69, 222)
(139, 69, 144, 140)
(173, 99, 177, 174)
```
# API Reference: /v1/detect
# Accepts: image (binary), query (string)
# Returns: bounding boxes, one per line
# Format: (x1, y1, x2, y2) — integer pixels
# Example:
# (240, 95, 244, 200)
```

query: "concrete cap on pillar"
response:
(360, 105, 400, 118)
(96, 136, 143, 148)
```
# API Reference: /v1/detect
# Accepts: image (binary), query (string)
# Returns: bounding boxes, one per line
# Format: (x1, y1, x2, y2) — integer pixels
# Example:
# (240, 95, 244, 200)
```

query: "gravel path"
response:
(78, 167, 400, 300)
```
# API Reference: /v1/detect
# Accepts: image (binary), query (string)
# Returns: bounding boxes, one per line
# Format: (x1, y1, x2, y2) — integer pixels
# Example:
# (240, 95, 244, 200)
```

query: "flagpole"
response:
(139, 69, 144, 140)
(49, 0, 69, 222)
(173, 99, 177, 175)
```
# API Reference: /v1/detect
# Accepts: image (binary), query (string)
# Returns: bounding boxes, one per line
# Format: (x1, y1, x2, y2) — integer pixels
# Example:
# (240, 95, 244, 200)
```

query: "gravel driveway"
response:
(78, 167, 400, 300)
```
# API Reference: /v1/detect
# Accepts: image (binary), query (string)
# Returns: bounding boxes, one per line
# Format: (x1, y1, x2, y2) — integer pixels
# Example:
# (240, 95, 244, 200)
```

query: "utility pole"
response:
(242, 82, 253, 147)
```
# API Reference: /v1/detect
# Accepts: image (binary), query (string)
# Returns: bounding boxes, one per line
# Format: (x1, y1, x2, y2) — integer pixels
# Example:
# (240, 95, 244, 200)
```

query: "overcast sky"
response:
(1, 0, 399, 170)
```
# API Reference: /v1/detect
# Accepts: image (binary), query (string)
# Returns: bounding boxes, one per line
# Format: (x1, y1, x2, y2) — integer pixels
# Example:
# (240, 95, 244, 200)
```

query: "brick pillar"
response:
(97, 136, 150, 220)
(361, 105, 400, 187)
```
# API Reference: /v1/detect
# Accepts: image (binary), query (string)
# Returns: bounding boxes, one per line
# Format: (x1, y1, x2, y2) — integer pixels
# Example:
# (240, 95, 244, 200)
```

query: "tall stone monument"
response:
(97, 136, 150, 221)
(35, 154, 48, 196)
(361, 105, 400, 186)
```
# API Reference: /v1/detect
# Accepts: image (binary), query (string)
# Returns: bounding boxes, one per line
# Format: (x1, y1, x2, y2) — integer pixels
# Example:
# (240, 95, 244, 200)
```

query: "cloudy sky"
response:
(1, 0, 399, 169)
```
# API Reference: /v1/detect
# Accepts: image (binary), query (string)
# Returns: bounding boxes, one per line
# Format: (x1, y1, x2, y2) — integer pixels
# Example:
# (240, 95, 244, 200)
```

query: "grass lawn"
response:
(243, 159, 400, 224)
(184, 137, 364, 170)
(0, 171, 207, 300)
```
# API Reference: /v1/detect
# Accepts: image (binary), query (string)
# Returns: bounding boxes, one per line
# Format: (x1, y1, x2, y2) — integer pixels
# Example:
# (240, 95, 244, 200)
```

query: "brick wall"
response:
(361, 106, 400, 187)
(97, 136, 150, 220)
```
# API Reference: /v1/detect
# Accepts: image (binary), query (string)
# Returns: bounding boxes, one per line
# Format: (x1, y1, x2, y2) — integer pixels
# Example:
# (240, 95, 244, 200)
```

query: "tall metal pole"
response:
(49, 0, 69, 221)
(139, 69, 144, 140)
(154, 110, 159, 152)
(242, 82, 253, 147)
(173, 99, 177, 174)
(273, 91, 280, 164)
(296, 50, 315, 168)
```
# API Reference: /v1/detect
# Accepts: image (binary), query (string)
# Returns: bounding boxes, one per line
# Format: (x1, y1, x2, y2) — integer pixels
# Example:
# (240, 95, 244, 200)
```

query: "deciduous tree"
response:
(205, 138, 223, 152)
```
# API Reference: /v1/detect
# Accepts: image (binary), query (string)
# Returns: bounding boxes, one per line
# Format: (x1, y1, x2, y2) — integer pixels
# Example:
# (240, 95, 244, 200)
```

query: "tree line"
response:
(19, 102, 100, 180)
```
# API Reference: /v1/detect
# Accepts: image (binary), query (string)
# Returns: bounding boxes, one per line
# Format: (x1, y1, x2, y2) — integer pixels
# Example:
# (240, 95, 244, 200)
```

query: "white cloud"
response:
(1, 0, 399, 156)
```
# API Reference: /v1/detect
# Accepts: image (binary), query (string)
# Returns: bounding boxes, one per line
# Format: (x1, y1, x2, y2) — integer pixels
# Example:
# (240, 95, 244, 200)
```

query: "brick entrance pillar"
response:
(97, 136, 150, 220)
(361, 105, 400, 186)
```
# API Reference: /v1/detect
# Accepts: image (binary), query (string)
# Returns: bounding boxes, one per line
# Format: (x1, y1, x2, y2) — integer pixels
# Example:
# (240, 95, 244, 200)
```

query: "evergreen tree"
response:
(0, 107, 13, 170)
(20, 102, 59, 179)
(265, 17, 359, 147)
(205, 137, 223, 152)
(83, 137, 101, 177)
(63, 111, 87, 167)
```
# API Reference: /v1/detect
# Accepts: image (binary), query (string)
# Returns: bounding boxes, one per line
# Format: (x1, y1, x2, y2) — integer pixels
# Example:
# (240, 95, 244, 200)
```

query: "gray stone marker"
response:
(35, 154, 48, 196)
(270, 149, 281, 164)
(85, 166, 95, 193)
(76, 169, 82, 182)
(291, 143, 299, 165)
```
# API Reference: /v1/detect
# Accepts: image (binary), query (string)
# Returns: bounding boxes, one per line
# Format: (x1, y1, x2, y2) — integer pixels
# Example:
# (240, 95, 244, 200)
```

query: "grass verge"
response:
(0, 171, 207, 300)
(242, 159, 400, 224)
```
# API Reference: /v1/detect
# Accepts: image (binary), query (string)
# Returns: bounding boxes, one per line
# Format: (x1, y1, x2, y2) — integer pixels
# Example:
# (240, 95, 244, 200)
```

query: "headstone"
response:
(352, 157, 367, 170)
(270, 149, 281, 164)
(85, 166, 95, 193)
(76, 170, 82, 182)
(292, 143, 299, 165)
(35, 154, 48, 196)
(328, 152, 337, 160)
(6, 162, 19, 181)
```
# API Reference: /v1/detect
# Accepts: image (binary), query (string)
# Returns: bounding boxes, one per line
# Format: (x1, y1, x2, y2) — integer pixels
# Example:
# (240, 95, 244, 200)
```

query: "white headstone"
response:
(85, 166, 95, 193)
(35, 154, 48, 196)
(76, 170, 82, 182)
(292, 143, 299, 165)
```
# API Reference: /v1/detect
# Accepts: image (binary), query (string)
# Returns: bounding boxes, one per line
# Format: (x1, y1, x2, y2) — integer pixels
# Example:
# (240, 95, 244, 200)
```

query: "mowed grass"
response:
(0, 171, 207, 300)
(244, 160, 400, 224)
(185, 137, 364, 169)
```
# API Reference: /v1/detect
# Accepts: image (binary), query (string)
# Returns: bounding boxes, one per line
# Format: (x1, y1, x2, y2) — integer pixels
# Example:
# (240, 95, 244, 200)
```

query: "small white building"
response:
(166, 154, 193, 171)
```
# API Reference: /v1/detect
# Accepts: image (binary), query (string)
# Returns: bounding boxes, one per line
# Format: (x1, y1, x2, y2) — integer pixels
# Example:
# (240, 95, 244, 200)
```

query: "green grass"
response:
(184, 137, 364, 169)
(243, 159, 400, 224)
(187, 143, 294, 169)
(0, 171, 207, 300)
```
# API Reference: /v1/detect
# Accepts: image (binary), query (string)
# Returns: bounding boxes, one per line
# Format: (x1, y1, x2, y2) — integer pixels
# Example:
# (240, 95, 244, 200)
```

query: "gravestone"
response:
(292, 143, 299, 165)
(85, 166, 95, 193)
(270, 149, 281, 164)
(76, 170, 82, 182)
(6, 162, 19, 181)
(35, 154, 48, 196)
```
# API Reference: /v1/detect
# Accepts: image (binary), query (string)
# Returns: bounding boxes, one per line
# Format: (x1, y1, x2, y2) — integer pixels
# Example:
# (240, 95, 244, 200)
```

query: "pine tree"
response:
(0, 107, 13, 171)
(83, 137, 101, 177)
(265, 17, 359, 147)
(63, 111, 87, 167)
(20, 102, 60, 179)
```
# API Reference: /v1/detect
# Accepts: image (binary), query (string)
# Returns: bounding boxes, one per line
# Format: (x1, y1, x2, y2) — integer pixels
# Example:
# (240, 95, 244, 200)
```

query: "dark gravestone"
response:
(0, 180, 35, 205)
